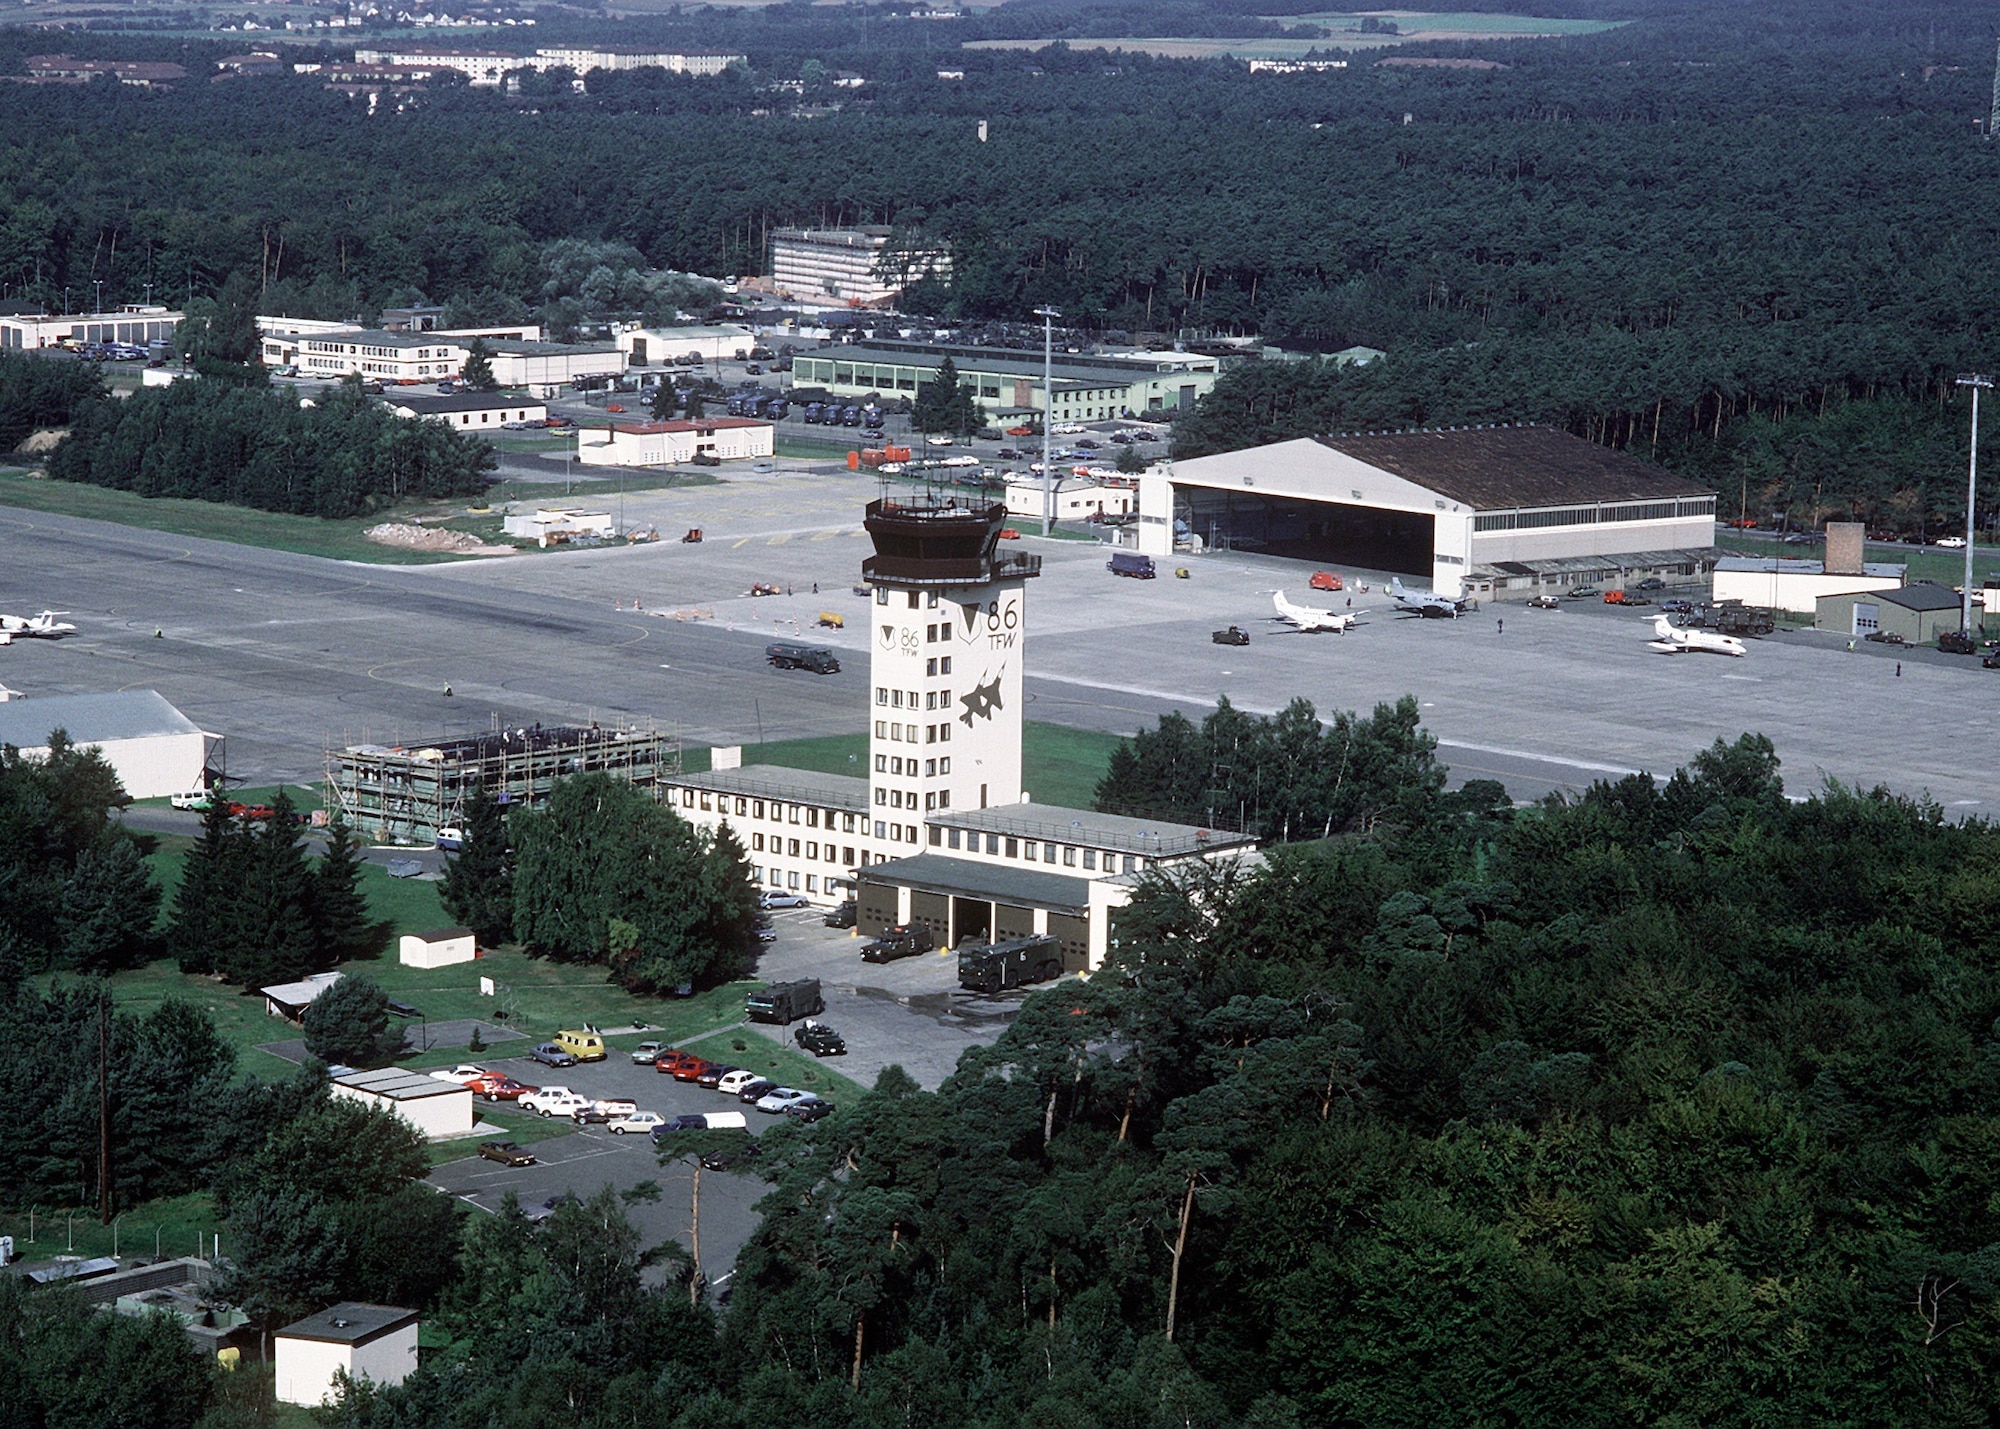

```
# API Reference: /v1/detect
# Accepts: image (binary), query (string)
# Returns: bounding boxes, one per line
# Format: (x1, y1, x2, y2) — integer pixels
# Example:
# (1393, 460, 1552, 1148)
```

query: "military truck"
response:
(957, 934, 1065, 994)
(795, 1021, 847, 1057)
(860, 923, 935, 963)
(746, 978, 824, 1024)
(1708, 602, 1775, 637)
(767, 643, 841, 674)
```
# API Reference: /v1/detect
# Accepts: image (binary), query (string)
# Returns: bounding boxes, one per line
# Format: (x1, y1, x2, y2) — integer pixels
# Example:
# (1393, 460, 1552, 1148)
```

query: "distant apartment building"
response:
(769, 227, 951, 305)
(350, 46, 741, 86)
(19, 54, 188, 86)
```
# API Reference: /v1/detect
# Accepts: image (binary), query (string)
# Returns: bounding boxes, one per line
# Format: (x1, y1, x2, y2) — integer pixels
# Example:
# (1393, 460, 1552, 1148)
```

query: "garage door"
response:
(1853, 601, 1879, 636)
(994, 902, 1037, 941)
(857, 879, 899, 937)
(910, 890, 950, 946)
(1176, 487, 1433, 576)
(1047, 913, 1090, 972)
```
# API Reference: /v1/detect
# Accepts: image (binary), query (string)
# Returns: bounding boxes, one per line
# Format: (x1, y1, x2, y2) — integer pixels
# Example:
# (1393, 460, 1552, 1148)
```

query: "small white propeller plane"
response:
(1646, 614, 1746, 657)
(0, 610, 77, 640)
(1272, 591, 1360, 633)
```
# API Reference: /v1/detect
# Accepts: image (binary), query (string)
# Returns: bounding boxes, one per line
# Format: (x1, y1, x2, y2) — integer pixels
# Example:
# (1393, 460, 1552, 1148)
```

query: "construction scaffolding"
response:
(325, 721, 682, 846)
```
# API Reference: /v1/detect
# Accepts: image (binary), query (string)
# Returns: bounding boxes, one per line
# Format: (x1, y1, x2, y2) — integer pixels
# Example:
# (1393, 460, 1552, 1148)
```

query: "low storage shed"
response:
(1817, 582, 1967, 643)
(275, 1303, 419, 1407)
(330, 1067, 473, 1140)
(399, 926, 476, 968)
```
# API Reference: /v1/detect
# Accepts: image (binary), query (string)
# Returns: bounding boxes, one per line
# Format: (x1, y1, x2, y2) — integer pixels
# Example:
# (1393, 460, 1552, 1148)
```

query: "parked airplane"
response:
(0, 611, 76, 639)
(1387, 578, 1470, 619)
(1646, 615, 1746, 657)
(1272, 591, 1360, 634)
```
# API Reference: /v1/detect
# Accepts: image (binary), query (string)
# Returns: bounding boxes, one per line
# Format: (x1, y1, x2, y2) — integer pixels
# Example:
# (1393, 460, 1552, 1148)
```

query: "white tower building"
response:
(862, 496, 1039, 851)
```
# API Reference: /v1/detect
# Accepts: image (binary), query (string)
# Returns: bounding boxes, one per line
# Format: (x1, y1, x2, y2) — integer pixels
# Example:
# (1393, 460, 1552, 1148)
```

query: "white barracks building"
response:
(665, 499, 1255, 969)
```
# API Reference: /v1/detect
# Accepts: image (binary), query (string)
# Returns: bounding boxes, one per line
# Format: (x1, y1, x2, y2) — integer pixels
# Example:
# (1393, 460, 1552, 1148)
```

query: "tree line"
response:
(44, 376, 493, 518)
(443, 774, 761, 996)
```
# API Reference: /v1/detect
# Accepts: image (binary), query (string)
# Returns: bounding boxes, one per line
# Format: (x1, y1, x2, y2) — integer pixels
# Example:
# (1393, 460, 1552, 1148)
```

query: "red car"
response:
(480, 1077, 537, 1102)
(671, 1057, 716, 1083)
(998, 528, 1021, 540)
(1309, 571, 1343, 592)
(654, 1050, 702, 1076)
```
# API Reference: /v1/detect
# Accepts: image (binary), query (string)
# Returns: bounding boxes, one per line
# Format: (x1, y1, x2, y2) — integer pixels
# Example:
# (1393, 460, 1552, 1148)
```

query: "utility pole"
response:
(97, 990, 112, 1225)
(1034, 306, 1060, 536)
(1956, 373, 1990, 636)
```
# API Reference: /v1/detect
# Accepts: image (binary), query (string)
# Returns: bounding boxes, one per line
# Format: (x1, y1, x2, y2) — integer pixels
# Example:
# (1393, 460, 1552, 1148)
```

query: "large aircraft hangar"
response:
(1136, 425, 1718, 599)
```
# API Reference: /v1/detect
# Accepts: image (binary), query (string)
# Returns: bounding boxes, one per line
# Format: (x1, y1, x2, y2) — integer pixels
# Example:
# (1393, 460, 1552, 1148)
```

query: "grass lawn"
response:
(0, 469, 517, 564)
(0, 1191, 220, 1263)
(721, 721, 1123, 807)
(681, 1030, 868, 1104)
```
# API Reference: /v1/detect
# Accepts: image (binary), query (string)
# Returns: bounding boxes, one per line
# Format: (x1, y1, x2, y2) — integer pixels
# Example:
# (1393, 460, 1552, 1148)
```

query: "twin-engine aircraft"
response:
(1387, 577, 1471, 618)
(1271, 591, 1360, 634)
(0, 611, 76, 645)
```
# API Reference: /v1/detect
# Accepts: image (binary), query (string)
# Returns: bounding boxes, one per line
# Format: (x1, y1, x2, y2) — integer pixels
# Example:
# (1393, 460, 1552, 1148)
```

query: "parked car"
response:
(1567, 587, 1600, 598)
(573, 1098, 637, 1125)
(480, 1077, 536, 1103)
(1936, 536, 1968, 548)
(1211, 626, 1251, 646)
(761, 891, 811, 910)
(1635, 577, 1667, 591)
(701, 1139, 764, 1172)
(1864, 630, 1906, 645)
(697, 1063, 737, 1089)
(430, 1064, 489, 1085)
(756, 1086, 811, 1114)
(1309, 571, 1343, 592)
(717, 1069, 767, 1097)
(824, 900, 858, 929)
(608, 1111, 668, 1135)
(796, 1022, 846, 1058)
(785, 1097, 835, 1124)
(519, 1086, 580, 1115)
(479, 1140, 536, 1167)
(671, 1057, 716, 1083)
(169, 789, 213, 810)
(530, 1043, 578, 1068)
(654, 1049, 703, 1076)
(736, 1078, 779, 1105)
(630, 1041, 665, 1064)
(1527, 595, 1561, 609)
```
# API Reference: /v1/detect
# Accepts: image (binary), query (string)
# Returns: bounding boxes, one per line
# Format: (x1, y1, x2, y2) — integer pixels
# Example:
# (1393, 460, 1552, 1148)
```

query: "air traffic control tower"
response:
(860, 498, 1040, 849)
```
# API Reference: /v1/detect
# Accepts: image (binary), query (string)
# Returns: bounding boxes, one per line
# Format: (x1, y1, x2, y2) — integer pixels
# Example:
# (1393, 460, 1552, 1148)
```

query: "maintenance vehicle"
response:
(766, 643, 841, 674)
(957, 934, 1065, 994)
(746, 978, 825, 1024)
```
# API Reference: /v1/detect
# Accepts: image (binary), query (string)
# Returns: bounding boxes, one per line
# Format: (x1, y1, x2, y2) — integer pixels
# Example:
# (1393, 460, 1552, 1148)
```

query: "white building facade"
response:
(576, 418, 773, 467)
(769, 228, 951, 305)
(0, 304, 181, 350)
(275, 1304, 420, 1408)
(0, 690, 216, 800)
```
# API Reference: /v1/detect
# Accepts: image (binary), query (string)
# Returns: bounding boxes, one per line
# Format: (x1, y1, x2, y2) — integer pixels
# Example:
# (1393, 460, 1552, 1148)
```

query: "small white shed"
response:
(398, 926, 476, 969)
(275, 1302, 419, 1407)
(262, 971, 343, 1022)
(329, 1067, 474, 1140)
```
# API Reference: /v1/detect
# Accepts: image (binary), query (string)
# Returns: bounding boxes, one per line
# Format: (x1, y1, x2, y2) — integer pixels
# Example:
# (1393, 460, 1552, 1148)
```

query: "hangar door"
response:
(857, 879, 900, 937)
(993, 903, 1038, 941)
(1176, 487, 1433, 577)
(1047, 913, 1091, 972)
(910, 890, 950, 946)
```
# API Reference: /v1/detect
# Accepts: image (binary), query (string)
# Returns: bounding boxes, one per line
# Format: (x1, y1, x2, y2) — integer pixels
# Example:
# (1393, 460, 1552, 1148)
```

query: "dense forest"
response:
(6, 0, 2000, 519)
(18, 717, 2000, 1427)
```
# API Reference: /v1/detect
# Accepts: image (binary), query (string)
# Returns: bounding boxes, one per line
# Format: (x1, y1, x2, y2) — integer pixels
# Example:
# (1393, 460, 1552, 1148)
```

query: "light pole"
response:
(1034, 306, 1060, 536)
(1957, 373, 1991, 636)
(93, 279, 103, 315)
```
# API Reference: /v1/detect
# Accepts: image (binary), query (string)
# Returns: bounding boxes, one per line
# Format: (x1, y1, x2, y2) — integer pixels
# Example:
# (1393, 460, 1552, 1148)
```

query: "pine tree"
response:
(441, 783, 512, 945)
(649, 381, 677, 420)
(684, 390, 705, 420)
(301, 972, 391, 1066)
(57, 835, 161, 973)
(914, 356, 982, 437)
(230, 790, 320, 987)
(315, 817, 379, 963)
(461, 337, 497, 392)
(171, 797, 249, 975)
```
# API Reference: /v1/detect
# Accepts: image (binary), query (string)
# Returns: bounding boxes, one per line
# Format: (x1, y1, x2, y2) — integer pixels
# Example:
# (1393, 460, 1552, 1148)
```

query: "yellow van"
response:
(553, 1029, 606, 1062)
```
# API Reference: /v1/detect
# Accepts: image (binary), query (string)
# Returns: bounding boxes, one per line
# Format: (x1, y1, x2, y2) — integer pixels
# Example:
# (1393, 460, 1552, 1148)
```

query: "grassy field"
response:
(681, 1030, 868, 1104)
(0, 1191, 220, 1263)
(0, 469, 518, 564)
(967, 14, 1621, 60)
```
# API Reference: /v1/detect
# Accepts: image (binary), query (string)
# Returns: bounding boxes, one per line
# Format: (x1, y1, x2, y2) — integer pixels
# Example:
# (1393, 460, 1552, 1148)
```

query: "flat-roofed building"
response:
(791, 340, 1218, 421)
(0, 304, 182, 351)
(275, 1304, 420, 1407)
(329, 1067, 474, 1140)
(770, 228, 951, 305)
(575, 417, 774, 467)
(0, 689, 218, 800)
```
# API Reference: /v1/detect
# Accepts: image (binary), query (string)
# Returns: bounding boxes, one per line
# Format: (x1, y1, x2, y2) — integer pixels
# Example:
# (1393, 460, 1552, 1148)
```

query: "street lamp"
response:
(1956, 373, 1991, 635)
(1034, 306, 1060, 536)
(93, 279, 103, 315)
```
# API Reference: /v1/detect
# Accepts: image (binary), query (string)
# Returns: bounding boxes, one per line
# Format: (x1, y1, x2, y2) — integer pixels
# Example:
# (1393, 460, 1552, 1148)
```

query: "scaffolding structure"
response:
(325, 721, 681, 846)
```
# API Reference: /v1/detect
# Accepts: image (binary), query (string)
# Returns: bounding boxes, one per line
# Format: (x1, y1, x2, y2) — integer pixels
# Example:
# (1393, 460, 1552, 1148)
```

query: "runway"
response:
(4, 478, 1992, 813)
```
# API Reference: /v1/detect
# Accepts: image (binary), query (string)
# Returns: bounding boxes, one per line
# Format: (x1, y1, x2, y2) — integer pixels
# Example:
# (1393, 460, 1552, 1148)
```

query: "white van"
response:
(701, 1111, 748, 1131)
(169, 790, 212, 810)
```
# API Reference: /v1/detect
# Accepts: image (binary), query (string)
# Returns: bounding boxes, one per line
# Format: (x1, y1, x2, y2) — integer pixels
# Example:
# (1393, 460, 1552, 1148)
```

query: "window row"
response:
(749, 834, 856, 865)
(682, 789, 860, 832)
(876, 755, 950, 776)
(876, 720, 953, 744)
(877, 685, 954, 709)
(929, 824, 1144, 874)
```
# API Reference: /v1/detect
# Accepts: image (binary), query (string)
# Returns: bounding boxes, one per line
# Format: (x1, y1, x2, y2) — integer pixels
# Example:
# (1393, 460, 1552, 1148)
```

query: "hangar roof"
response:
(0, 689, 203, 748)
(1875, 582, 1964, 612)
(1316, 426, 1712, 511)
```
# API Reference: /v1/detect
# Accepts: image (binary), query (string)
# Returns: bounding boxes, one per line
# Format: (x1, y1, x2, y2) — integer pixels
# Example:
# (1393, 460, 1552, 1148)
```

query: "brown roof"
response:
(1317, 425, 1712, 511)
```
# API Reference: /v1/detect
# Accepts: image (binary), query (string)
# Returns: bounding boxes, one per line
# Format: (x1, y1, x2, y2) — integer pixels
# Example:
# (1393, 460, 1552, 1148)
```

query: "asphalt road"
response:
(6, 475, 2000, 814)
